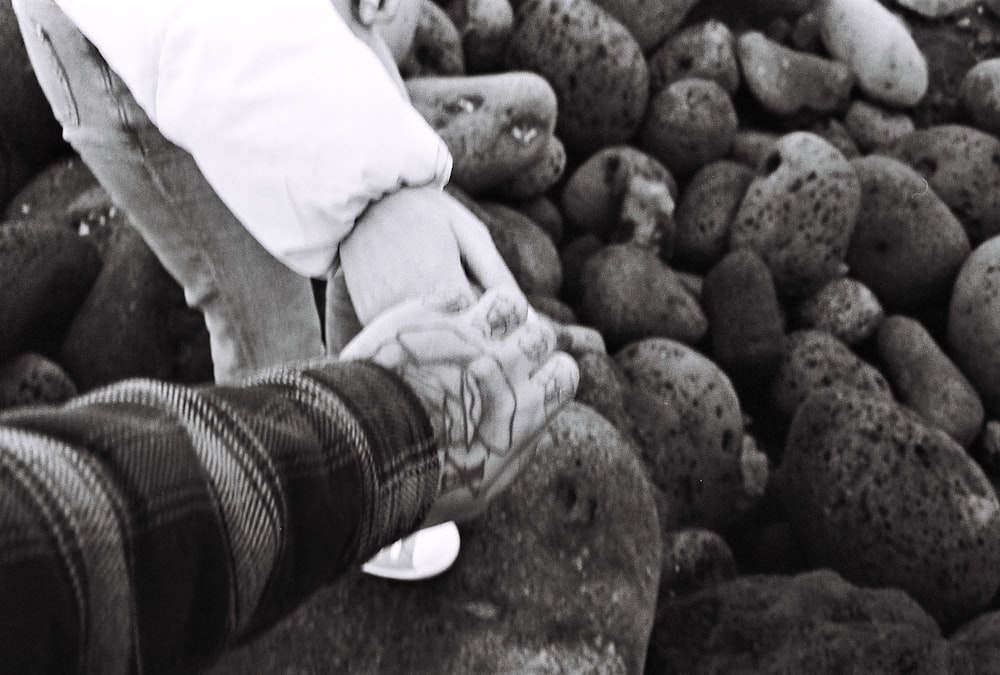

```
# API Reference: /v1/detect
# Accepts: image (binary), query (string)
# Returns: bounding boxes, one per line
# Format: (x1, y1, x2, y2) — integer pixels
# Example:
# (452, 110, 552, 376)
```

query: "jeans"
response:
(13, 0, 363, 384)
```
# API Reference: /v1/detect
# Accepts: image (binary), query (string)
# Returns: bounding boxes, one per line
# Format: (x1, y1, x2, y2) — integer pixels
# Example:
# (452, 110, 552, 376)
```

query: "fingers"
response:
(444, 194, 520, 292)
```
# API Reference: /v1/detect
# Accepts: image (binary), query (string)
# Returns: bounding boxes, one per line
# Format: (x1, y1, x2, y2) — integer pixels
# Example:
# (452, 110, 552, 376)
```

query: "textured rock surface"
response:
(796, 277, 884, 345)
(506, 0, 649, 154)
(580, 244, 707, 349)
(648, 569, 950, 674)
(730, 132, 860, 297)
(771, 329, 892, 419)
(648, 20, 740, 96)
(737, 31, 854, 116)
(615, 337, 761, 530)
(479, 202, 563, 296)
(781, 387, 1000, 628)
(209, 403, 662, 675)
(641, 78, 738, 178)
(880, 125, 1000, 245)
(960, 57, 1000, 136)
(0, 352, 76, 410)
(844, 99, 916, 151)
(846, 155, 970, 312)
(674, 160, 754, 270)
(590, 0, 699, 51)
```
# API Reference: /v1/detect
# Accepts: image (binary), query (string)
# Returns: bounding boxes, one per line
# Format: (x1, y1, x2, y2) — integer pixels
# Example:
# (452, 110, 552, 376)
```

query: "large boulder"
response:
(209, 403, 662, 674)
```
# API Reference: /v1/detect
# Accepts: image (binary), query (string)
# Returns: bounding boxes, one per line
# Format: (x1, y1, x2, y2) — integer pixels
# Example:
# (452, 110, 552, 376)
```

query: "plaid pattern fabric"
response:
(0, 360, 438, 674)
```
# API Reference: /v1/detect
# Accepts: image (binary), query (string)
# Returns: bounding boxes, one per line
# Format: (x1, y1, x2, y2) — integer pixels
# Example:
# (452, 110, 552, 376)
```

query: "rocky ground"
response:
(5, 0, 1000, 672)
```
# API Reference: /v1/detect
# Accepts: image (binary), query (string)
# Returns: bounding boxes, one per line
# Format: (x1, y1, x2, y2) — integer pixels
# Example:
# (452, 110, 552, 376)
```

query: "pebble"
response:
(478, 201, 563, 296)
(443, 0, 515, 73)
(729, 131, 860, 297)
(506, 0, 649, 154)
(647, 20, 740, 95)
(795, 276, 884, 345)
(948, 236, 1000, 419)
(877, 315, 984, 447)
(782, 387, 1000, 628)
(808, 118, 860, 159)
(640, 78, 739, 177)
(401, 0, 465, 75)
(960, 57, 1000, 137)
(674, 160, 754, 270)
(819, 0, 929, 107)
(658, 529, 737, 602)
(512, 195, 563, 244)
(729, 129, 778, 167)
(880, 124, 1000, 246)
(843, 99, 916, 151)
(615, 337, 759, 530)
(846, 155, 971, 312)
(560, 145, 677, 239)
(407, 72, 556, 195)
(770, 329, 893, 419)
(736, 31, 855, 116)
(491, 134, 566, 201)
(579, 244, 707, 349)
(589, 0, 699, 51)
(573, 350, 632, 431)
(559, 234, 603, 303)
(702, 248, 786, 375)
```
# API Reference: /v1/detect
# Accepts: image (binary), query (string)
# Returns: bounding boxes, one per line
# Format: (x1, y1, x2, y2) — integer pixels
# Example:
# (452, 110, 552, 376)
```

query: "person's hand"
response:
(340, 288, 579, 525)
(339, 186, 519, 326)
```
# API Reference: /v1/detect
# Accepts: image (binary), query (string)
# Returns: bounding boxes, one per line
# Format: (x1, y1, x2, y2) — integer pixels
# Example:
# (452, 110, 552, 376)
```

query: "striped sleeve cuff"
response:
(294, 360, 441, 562)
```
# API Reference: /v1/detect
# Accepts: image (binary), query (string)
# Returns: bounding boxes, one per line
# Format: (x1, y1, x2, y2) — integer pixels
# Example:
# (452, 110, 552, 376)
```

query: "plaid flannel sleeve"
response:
(0, 359, 439, 675)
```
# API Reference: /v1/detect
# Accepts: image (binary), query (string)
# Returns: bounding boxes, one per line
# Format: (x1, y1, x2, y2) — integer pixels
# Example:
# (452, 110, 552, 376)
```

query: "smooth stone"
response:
(949, 610, 1000, 673)
(648, 570, 949, 674)
(844, 99, 916, 152)
(795, 276, 884, 345)
(490, 134, 566, 201)
(3, 156, 99, 221)
(640, 78, 738, 177)
(658, 529, 737, 602)
(948, 236, 1000, 418)
(880, 124, 1000, 245)
(674, 160, 754, 270)
(511, 195, 562, 244)
(580, 244, 707, 350)
(730, 132, 860, 297)
(573, 350, 632, 431)
(729, 129, 778, 167)
(877, 315, 984, 448)
(770, 329, 892, 420)
(506, 0, 649, 154)
(702, 248, 786, 375)
(647, 20, 740, 95)
(781, 387, 1000, 628)
(846, 155, 971, 312)
(615, 337, 764, 530)
(808, 118, 860, 159)
(559, 234, 603, 304)
(960, 57, 1000, 137)
(443, 0, 515, 73)
(820, 0, 928, 107)
(737, 31, 854, 116)
(210, 402, 661, 675)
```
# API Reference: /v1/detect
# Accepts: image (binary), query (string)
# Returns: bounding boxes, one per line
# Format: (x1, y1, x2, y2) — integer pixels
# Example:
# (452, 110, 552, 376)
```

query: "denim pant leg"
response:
(13, 0, 326, 384)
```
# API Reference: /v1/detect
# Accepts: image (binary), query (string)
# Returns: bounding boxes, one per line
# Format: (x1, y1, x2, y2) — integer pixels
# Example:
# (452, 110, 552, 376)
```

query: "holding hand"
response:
(341, 288, 579, 525)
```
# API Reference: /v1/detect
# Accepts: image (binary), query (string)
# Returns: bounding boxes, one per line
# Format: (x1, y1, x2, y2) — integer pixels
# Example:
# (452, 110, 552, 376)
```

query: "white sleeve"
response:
(55, 0, 452, 278)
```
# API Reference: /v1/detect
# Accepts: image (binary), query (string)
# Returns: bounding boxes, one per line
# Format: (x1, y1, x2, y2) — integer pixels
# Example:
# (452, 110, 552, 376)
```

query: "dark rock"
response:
(573, 350, 631, 431)
(647, 569, 949, 674)
(589, 0, 698, 51)
(209, 403, 661, 675)
(795, 277, 884, 345)
(479, 202, 562, 296)
(674, 160, 754, 270)
(702, 248, 786, 376)
(781, 387, 1000, 628)
(648, 20, 740, 95)
(0, 218, 102, 361)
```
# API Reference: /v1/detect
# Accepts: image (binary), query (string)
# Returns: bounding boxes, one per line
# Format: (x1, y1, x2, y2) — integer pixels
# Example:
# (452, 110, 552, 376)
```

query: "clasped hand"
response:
(341, 289, 580, 525)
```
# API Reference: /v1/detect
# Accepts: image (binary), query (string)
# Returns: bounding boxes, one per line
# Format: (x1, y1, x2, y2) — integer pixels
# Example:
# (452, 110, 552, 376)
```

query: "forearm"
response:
(0, 360, 438, 674)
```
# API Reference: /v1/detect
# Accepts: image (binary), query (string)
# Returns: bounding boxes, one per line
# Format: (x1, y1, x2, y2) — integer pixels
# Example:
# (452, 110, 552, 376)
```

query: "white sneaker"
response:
(361, 521, 461, 581)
